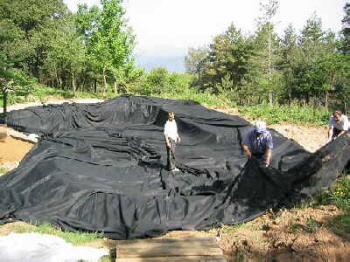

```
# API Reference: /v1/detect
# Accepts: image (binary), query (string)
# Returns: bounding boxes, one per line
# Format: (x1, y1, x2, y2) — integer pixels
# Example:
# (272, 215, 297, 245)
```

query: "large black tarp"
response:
(1, 95, 349, 239)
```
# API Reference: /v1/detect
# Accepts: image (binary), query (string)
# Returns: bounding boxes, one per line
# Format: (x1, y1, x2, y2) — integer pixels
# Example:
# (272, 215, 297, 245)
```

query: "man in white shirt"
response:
(328, 110, 349, 142)
(164, 112, 181, 171)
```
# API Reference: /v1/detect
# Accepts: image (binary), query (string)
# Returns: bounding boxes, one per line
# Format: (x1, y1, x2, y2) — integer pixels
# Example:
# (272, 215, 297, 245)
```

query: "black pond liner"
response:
(1, 95, 349, 239)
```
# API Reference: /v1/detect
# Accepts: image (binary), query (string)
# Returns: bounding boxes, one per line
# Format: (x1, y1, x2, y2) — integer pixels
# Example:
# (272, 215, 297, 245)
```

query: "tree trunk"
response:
(102, 68, 107, 98)
(344, 100, 347, 115)
(268, 26, 273, 105)
(2, 91, 7, 123)
(325, 91, 329, 110)
(55, 68, 63, 89)
(71, 72, 76, 94)
(114, 77, 118, 94)
(306, 92, 310, 105)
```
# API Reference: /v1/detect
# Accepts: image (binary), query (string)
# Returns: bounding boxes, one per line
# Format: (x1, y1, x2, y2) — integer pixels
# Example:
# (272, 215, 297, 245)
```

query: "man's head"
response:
(168, 112, 175, 121)
(333, 110, 342, 121)
(255, 121, 266, 133)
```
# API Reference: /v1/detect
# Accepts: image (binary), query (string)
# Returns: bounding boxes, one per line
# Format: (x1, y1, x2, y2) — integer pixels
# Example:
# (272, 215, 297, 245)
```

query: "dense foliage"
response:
(185, 1, 349, 112)
(0, 0, 349, 117)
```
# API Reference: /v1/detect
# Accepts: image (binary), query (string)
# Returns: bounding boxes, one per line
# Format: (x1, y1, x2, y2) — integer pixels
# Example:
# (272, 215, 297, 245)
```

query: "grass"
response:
(290, 173, 350, 236)
(237, 103, 330, 126)
(316, 175, 350, 210)
(314, 174, 350, 236)
(1, 84, 332, 126)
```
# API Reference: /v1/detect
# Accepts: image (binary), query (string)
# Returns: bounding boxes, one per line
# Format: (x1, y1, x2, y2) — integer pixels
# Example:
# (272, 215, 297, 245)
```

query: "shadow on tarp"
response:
(0, 95, 349, 239)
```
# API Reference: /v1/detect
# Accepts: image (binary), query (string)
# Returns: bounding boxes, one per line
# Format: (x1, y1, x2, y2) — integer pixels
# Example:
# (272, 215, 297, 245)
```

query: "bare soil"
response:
(0, 100, 348, 261)
(270, 123, 328, 153)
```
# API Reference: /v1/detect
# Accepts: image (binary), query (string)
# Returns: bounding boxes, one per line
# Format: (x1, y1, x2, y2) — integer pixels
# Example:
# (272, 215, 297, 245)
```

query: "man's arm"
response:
(328, 127, 334, 142)
(265, 148, 272, 167)
(243, 144, 252, 158)
(338, 130, 346, 137)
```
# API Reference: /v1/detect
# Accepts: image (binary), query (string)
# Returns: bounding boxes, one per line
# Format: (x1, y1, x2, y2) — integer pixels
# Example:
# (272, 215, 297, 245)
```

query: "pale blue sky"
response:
(63, 0, 346, 55)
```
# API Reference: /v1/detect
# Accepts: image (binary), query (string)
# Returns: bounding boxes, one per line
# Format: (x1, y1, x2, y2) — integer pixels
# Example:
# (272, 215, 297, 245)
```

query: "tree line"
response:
(185, 1, 349, 112)
(1, 0, 349, 114)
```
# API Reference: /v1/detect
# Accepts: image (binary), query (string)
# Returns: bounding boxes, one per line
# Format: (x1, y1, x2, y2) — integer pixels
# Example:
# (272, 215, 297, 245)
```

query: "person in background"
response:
(242, 121, 273, 167)
(164, 112, 181, 171)
(328, 110, 349, 142)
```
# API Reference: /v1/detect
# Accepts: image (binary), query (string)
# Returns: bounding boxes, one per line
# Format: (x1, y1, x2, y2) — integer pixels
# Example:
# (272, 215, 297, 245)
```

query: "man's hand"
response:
(177, 137, 181, 143)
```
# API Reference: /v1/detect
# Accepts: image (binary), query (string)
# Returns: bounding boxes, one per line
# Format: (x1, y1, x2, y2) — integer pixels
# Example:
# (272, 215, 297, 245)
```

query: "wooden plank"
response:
(115, 236, 226, 261)
(117, 246, 224, 258)
(116, 237, 216, 246)
(116, 239, 218, 249)
(115, 255, 228, 262)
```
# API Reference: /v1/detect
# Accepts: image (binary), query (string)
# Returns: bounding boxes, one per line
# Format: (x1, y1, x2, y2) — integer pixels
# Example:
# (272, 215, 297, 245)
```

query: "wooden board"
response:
(115, 236, 227, 262)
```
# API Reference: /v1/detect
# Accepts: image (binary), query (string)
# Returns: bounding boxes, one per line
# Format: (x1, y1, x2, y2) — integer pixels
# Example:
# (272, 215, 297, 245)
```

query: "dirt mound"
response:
(270, 123, 328, 153)
(216, 205, 349, 261)
(0, 135, 33, 173)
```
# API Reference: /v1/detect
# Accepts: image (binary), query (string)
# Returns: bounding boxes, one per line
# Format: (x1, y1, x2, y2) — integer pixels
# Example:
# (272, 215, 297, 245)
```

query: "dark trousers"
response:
(166, 138, 176, 171)
(252, 153, 266, 166)
(332, 128, 342, 139)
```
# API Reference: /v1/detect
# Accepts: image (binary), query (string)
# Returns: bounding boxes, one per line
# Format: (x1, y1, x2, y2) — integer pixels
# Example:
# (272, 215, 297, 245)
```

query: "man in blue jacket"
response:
(242, 121, 273, 167)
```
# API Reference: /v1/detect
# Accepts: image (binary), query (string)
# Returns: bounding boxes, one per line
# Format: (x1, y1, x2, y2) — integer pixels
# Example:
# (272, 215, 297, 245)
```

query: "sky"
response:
(63, 0, 346, 70)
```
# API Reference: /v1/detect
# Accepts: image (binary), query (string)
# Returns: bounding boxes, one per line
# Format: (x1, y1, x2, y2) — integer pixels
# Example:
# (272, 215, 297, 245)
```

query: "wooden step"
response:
(115, 236, 227, 262)
(115, 256, 227, 262)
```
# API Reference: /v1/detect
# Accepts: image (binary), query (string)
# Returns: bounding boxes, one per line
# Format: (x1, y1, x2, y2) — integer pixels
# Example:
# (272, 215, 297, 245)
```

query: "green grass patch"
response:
(11, 222, 104, 245)
(294, 173, 350, 236)
(328, 210, 350, 236)
(238, 103, 330, 125)
(157, 89, 226, 107)
(315, 175, 350, 210)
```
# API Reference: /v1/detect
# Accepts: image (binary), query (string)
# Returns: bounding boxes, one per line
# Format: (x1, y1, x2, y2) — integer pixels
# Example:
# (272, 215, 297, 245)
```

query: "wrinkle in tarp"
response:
(1, 95, 349, 239)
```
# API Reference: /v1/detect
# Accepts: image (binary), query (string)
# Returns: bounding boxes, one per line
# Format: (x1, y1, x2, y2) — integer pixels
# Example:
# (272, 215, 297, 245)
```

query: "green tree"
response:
(0, 69, 35, 117)
(42, 13, 86, 92)
(0, 0, 68, 79)
(184, 47, 209, 74)
(291, 15, 338, 106)
(335, 3, 350, 113)
(0, 17, 34, 115)
(279, 24, 298, 103)
(144, 67, 169, 95)
(254, 0, 280, 105)
(195, 24, 258, 104)
(81, 0, 135, 97)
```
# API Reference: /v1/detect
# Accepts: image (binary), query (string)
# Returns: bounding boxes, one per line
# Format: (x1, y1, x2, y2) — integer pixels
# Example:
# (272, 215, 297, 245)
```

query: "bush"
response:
(238, 103, 330, 125)
(316, 175, 350, 210)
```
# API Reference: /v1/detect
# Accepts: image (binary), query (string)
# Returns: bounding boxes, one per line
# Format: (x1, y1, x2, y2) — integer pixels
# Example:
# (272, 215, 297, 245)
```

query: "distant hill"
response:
(136, 55, 185, 73)
(134, 47, 187, 73)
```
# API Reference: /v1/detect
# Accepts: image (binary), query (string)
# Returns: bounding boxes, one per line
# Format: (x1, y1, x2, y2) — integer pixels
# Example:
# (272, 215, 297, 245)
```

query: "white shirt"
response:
(164, 120, 179, 141)
(329, 115, 349, 131)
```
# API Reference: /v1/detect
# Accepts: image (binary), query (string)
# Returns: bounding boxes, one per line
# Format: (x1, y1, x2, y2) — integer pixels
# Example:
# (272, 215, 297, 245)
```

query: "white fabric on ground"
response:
(0, 233, 109, 262)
